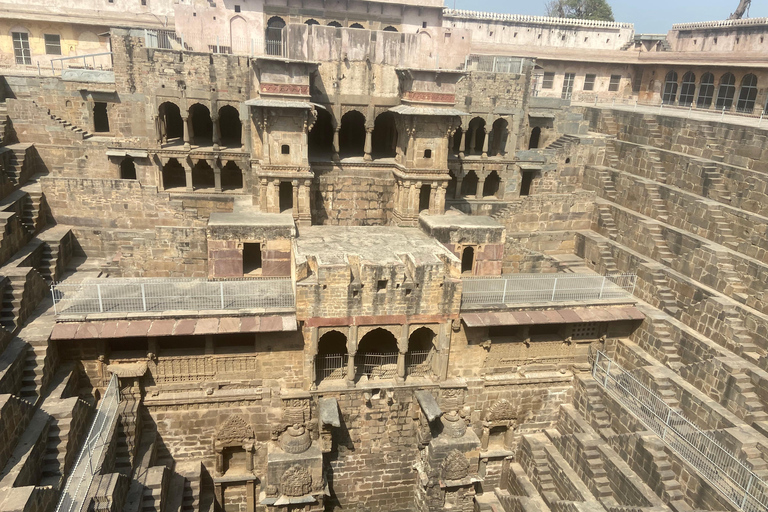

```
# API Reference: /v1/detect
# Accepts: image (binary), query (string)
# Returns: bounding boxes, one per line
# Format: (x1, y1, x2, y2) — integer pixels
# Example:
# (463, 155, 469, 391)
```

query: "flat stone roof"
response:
(420, 213, 503, 230)
(294, 226, 457, 266)
(208, 211, 296, 228)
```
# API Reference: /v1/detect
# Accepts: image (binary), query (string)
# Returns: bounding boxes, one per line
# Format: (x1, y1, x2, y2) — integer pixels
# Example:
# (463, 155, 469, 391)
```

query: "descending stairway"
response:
(545, 134, 580, 149)
(31, 100, 93, 140)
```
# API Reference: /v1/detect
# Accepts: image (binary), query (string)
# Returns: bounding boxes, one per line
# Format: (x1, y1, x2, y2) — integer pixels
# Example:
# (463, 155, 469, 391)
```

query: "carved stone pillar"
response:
(364, 127, 373, 161)
(211, 159, 222, 193)
(182, 116, 191, 149)
(409, 182, 418, 217)
(347, 351, 356, 385)
(455, 176, 463, 200)
(436, 184, 447, 214)
(477, 174, 487, 198)
(428, 185, 436, 214)
(259, 178, 268, 212)
(397, 350, 406, 382)
(309, 327, 319, 389)
(212, 114, 221, 150)
(459, 130, 467, 158)
(482, 128, 489, 157)
(292, 179, 300, 219)
(183, 159, 193, 192)
(265, 180, 276, 213)
(468, 126, 477, 155)
(332, 128, 340, 161)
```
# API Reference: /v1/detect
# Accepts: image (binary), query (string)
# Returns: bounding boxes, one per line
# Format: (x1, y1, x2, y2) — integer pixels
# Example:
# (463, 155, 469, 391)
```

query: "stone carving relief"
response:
(481, 398, 518, 451)
(442, 450, 470, 481)
(440, 387, 469, 438)
(273, 397, 314, 454)
(213, 415, 258, 476)
(281, 465, 313, 497)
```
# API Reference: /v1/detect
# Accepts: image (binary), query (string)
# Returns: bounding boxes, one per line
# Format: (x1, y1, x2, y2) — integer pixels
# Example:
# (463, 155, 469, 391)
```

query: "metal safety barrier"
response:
(463, 55, 523, 74)
(51, 277, 295, 315)
(355, 352, 398, 380)
(55, 374, 120, 512)
(591, 350, 768, 512)
(49, 52, 113, 75)
(461, 273, 636, 307)
(316, 353, 348, 382)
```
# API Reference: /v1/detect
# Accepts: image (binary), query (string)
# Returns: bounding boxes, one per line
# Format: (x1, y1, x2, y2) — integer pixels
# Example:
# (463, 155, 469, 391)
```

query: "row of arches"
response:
(662, 71, 760, 113)
(265, 16, 397, 56)
(157, 102, 242, 147)
(161, 158, 244, 191)
(446, 170, 502, 200)
(451, 118, 509, 157)
(308, 109, 398, 160)
(315, 327, 436, 385)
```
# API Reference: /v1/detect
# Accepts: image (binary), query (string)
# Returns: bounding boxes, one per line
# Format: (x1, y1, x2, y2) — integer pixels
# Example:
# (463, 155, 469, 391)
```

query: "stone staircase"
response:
(596, 204, 619, 240)
(646, 148, 668, 184)
(597, 169, 618, 201)
(0, 102, 7, 147)
(19, 343, 47, 402)
(701, 164, 731, 203)
(707, 205, 739, 250)
(31, 100, 93, 140)
(644, 118, 663, 147)
(115, 398, 140, 477)
(0, 274, 24, 332)
(1, 143, 33, 187)
(545, 134, 580, 150)
(643, 183, 668, 223)
(643, 222, 674, 266)
(650, 322, 682, 370)
(648, 269, 680, 317)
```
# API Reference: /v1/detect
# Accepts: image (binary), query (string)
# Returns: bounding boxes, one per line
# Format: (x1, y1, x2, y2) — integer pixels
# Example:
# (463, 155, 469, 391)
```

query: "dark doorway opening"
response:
(279, 181, 293, 213)
(419, 184, 430, 212)
(483, 171, 501, 197)
(461, 247, 474, 274)
(158, 102, 183, 142)
(372, 112, 397, 159)
(93, 102, 109, 132)
(162, 158, 186, 189)
(189, 103, 213, 145)
(308, 108, 334, 160)
(520, 170, 535, 196)
(120, 157, 136, 180)
(218, 105, 241, 147)
(338, 110, 366, 157)
(191, 160, 215, 190)
(243, 242, 262, 275)
(221, 161, 243, 191)
(461, 171, 479, 197)
(528, 127, 541, 149)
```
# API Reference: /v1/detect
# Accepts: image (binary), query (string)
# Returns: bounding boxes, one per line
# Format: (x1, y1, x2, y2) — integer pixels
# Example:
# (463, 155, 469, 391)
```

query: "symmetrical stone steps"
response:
(19, 343, 47, 402)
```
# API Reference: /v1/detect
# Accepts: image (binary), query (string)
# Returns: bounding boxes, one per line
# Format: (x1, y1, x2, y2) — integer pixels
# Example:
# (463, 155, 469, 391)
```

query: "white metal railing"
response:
(49, 52, 113, 75)
(143, 29, 187, 51)
(460, 273, 636, 307)
(406, 350, 433, 377)
(355, 352, 398, 380)
(464, 55, 523, 74)
(591, 350, 768, 512)
(55, 374, 120, 512)
(582, 96, 767, 125)
(51, 277, 295, 315)
(316, 353, 348, 382)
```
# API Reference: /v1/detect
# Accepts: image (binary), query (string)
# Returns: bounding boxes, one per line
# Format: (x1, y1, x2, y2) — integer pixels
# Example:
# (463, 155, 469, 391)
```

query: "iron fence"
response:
(143, 29, 186, 51)
(406, 350, 433, 377)
(580, 96, 767, 124)
(49, 52, 113, 75)
(355, 352, 398, 380)
(463, 55, 523, 74)
(55, 374, 120, 512)
(461, 273, 636, 307)
(591, 350, 768, 512)
(316, 353, 348, 382)
(51, 277, 295, 315)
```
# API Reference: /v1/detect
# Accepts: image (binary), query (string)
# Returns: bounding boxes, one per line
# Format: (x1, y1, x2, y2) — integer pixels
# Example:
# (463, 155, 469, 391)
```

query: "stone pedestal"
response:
(261, 444, 324, 511)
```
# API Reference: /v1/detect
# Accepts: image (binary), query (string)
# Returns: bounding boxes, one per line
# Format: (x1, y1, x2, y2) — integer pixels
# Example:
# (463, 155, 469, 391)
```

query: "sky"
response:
(447, 0, 768, 34)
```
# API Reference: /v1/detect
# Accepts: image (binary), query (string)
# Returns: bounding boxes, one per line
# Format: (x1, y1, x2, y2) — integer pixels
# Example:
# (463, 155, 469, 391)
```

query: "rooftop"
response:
(294, 226, 458, 266)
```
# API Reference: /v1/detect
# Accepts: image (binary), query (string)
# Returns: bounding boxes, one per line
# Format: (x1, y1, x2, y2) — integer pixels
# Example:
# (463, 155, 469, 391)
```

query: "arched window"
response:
(308, 108, 334, 160)
(158, 102, 183, 143)
(736, 74, 758, 113)
(489, 118, 508, 156)
(338, 110, 366, 157)
(697, 72, 715, 109)
(218, 105, 241, 147)
(371, 112, 397, 159)
(678, 72, 696, 106)
(305, 19, 319, 25)
(461, 247, 474, 274)
(316, 331, 348, 385)
(349, 23, 364, 29)
(466, 117, 486, 155)
(716, 73, 736, 110)
(461, 170, 479, 197)
(221, 161, 243, 191)
(191, 160, 215, 190)
(355, 328, 399, 381)
(662, 70, 678, 104)
(529, 127, 541, 149)
(265, 16, 285, 56)
(162, 158, 186, 190)
(120, 157, 136, 180)
(327, 21, 342, 28)
(483, 171, 501, 198)
(406, 327, 436, 378)
(382, 26, 398, 32)
(189, 103, 213, 146)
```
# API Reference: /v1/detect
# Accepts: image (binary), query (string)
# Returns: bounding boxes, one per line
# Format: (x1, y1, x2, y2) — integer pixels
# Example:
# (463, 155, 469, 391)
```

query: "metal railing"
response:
(355, 352, 398, 380)
(51, 277, 295, 315)
(591, 350, 768, 512)
(143, 29, 186, 51)
(49, 52, 113, 75)
(406, 350, 433, 377)
(56, 374, 120, 512)
(463, 55, 523, 74)
(581, 96, 767, 125)
(461, 273, 636, 307)
(316, 353, 348, 382)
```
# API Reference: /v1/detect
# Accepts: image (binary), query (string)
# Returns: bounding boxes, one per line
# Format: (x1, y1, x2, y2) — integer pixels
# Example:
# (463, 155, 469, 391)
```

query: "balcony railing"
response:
(51, 277, 295, 315)
(460, 273, 636, 307)
(591, 350, 768, 512)
(355, 352, 398, 380)
(56, 374, 120, 512)
(316, 353, 348, 382)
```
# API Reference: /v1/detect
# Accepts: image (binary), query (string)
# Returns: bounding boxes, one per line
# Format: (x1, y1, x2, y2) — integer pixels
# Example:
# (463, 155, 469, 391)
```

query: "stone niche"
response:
(262, 395, 324, 510)
(207, 211, 295, 278)
(213, 415, 261, 512)
(419, 212, 505, 276)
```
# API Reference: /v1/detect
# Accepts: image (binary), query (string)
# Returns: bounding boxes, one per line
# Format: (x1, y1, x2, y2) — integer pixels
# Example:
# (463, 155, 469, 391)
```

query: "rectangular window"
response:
(243, 243, 262, 275)
(520, 170, 535, 196)
(561, 73, 575, 99)
(12, 32, 31, 65)
(583, 74, 596, 91)
(542, 72, 555, 89)
(44, 34, 61, 55)
(609, 74, 622, 92)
